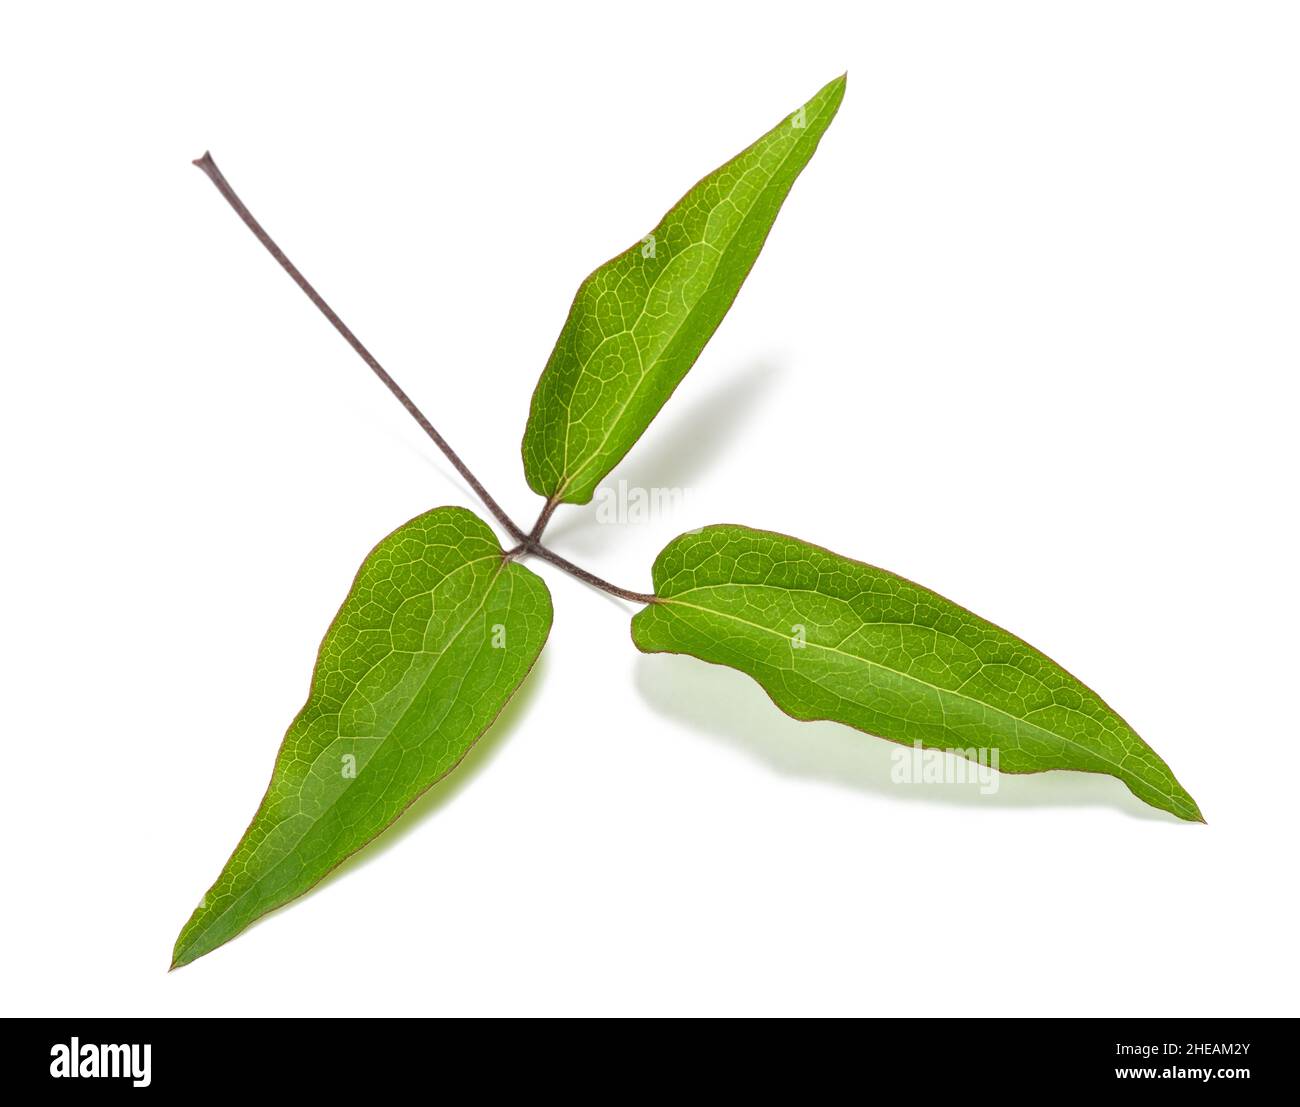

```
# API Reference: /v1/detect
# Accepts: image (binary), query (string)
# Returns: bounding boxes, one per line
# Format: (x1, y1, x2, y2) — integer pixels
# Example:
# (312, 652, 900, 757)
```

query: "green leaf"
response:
(522, 75, 846, 506)
(631, 525, 1202, 822)
(172, 507, 552, 967)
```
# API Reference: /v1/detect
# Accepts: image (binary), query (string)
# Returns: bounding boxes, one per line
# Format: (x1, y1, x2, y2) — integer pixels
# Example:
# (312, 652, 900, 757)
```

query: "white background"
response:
(3, 1, 1297, 1017)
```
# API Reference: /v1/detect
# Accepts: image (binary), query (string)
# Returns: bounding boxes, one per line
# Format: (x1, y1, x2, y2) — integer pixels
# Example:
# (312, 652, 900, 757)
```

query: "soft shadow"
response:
(303, 651, 552, 898)
(543, 360, 783, 547)
(634, 653, 1177, 822)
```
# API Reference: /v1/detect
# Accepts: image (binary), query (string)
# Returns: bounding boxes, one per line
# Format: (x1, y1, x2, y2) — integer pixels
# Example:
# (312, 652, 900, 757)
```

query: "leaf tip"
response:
(1172, 789, 1206, 824)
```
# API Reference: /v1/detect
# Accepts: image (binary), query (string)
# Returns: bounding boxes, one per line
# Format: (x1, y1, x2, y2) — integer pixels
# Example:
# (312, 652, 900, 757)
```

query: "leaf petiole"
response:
(528, 496, 561, 542)
(519, 540, 657, 605)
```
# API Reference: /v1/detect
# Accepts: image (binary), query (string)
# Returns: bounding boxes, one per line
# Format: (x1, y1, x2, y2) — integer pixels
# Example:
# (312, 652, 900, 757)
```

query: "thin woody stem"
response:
(193, 152, 656, 606)
(528, 496, 561, 541)
(522, 542, 658, 605)
(191, 151, 527, 544)
(501, 533, 654, 604)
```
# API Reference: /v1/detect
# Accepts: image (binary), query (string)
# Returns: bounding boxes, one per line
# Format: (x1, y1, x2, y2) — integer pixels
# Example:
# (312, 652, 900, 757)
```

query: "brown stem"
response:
(191, 151, 527, 544)
(523, 541, 657, 605)
(528, 496, 561, 542)
(193, 151, 656, 606)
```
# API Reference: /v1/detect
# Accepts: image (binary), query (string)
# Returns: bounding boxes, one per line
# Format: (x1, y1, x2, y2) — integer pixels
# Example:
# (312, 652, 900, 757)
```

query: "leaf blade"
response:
(631, 525, 1201, 821)
(172, 507, 552, 967)
(522, 75, 846, 505)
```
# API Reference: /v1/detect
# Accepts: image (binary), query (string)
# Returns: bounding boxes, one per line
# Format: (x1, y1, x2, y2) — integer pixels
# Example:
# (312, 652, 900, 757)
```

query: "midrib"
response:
(660, 594, 1170, 800)
(186, 560, 510, 950)
(555, 100, 832, 501)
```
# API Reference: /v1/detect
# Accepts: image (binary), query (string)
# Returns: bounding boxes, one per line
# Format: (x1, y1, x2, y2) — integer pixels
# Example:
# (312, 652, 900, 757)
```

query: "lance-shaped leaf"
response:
(522, 75, 846, 506)
(172, 507, 552, 967)
(631, 526, 1202, 822)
